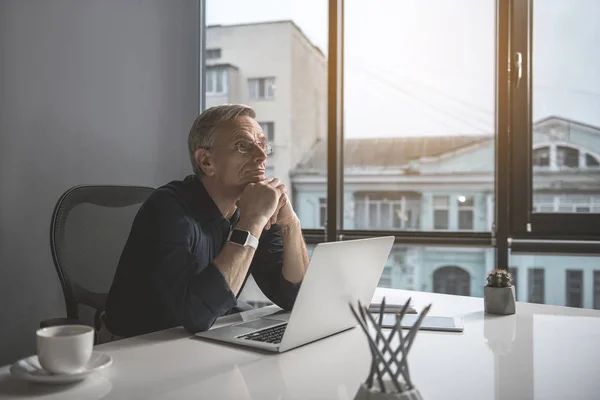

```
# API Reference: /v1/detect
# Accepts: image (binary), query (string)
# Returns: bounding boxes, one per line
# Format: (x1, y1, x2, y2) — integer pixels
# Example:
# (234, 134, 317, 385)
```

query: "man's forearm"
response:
(281, 217, 309, 284)
(213, 217, 264, 295)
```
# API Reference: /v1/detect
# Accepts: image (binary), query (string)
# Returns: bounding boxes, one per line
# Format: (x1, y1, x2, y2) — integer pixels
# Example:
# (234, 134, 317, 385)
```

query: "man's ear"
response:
(195, 148, 216, 176)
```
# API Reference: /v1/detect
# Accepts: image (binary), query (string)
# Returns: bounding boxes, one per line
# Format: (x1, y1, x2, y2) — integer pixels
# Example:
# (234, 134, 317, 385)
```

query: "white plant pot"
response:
(354, 382, 423, 400)
(484, 286, 516, 315)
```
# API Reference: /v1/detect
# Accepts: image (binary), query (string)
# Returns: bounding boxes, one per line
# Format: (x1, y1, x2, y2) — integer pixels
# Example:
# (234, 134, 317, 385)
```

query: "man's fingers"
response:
(267, 178, 280, 187)
(273, 183, 286, 198)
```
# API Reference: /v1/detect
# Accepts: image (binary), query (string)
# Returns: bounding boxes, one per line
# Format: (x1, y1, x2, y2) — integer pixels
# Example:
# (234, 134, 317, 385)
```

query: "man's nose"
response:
(253, 143, 268, 161)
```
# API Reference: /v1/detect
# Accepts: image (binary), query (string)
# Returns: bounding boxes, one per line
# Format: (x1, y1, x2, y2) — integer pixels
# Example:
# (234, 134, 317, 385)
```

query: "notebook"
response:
(368, 301, 417, 314)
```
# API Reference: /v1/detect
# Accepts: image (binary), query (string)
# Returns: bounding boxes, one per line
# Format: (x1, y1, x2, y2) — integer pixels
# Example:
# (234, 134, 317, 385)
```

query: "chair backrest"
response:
(50, 185, 155, 323)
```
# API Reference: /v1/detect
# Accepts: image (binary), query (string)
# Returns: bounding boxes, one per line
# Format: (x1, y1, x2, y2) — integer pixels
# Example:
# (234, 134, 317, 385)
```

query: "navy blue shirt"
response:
(105, 175, 301, 337)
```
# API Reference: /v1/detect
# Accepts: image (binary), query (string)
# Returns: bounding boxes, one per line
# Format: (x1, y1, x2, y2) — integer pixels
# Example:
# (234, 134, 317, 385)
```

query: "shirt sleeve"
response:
(147, 191, 237, 333)
(250, 224, 302, 311)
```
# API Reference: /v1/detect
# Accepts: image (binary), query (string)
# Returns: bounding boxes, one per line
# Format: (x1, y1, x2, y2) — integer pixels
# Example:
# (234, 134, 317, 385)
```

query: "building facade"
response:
(204, 21, 327, 197)
(292, 116, 600, 309)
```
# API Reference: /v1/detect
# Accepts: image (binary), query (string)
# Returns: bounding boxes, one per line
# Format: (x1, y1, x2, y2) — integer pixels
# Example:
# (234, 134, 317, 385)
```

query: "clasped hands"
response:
(236, 178, 298, 231)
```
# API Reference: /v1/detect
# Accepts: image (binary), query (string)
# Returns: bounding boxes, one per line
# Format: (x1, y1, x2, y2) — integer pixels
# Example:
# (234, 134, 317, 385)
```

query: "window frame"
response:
(432, 195, 451, 231)
(509, 0, 600, 242)
(205, 67, 227, 95)
(248, 77, 276, 100)
(328, 0, 500, 254)
(594, 271, 600, 310)
(528, 268, 545, 304)
(457, 196, 476, 231)
(205, 48, 221, 59)
(565, 269, 584, 308)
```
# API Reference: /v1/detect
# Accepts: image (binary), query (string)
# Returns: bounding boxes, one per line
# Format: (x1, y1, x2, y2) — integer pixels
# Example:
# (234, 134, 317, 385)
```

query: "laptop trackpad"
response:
(264, 311, 291, 322)
(236, 318, 282, 330)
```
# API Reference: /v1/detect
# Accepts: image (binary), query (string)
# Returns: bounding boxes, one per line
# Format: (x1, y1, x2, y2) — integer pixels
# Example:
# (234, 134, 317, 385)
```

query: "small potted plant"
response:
(484, 269, 516, 315)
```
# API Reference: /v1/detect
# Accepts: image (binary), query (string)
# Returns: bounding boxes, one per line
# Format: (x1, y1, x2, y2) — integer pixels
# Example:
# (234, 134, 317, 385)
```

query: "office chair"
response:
(41, 184, 155, 336)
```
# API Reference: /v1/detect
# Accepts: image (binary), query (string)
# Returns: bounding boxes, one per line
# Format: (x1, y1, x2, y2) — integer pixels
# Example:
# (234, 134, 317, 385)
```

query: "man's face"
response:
(209, 116, 268, 188)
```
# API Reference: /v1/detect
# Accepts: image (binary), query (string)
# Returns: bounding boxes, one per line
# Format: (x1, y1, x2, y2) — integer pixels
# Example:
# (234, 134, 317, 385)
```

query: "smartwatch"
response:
(227, 229, 259, 250)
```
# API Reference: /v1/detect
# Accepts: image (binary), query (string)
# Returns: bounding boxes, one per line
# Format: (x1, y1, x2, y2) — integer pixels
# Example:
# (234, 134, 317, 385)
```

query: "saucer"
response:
(10, 352, 112, 384)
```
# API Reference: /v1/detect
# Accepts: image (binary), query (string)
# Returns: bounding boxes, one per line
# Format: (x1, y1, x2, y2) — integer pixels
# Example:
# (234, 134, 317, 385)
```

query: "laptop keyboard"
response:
(238, 323, 287, 344)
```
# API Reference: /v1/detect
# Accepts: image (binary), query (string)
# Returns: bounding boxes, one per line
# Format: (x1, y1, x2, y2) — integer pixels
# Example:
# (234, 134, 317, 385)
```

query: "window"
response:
(206, 48, 221, 59)
(204, 11, 327, 234)
(206, 67, 227, 94)
(528, 268, 545, 304)
(318, 198, 327, 228)
(566, 270, 583, 308)
(343, 0, 495, 238)
(595, 271, 600, 310)
(556, 146, 579, 169)
(354, 192, 420, 230)
(532, 144, 599, 170)
(533, 147, 550, 167)
(433, 196, 450, 230)
(510, 253, 599, 310)
(433, 266, 471, 296)
(586, 154, 600, 168)
(533, 194, 600, 214)
(457, 196, 475, 231)
(259, 122, 275, 143)
(248, 77, 276, 100)
(511, 0, 600, 237)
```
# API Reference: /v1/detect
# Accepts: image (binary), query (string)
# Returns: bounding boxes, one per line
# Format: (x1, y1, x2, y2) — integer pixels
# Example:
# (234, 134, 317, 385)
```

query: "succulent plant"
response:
(486, 269, 513, 288)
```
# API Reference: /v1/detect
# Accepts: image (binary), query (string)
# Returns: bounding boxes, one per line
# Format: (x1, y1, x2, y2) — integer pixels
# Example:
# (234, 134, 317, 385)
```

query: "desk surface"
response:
(1, 288, 600, 400)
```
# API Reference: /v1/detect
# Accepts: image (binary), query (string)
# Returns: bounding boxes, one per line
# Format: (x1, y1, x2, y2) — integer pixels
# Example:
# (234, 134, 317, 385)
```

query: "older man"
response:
(104, 104, 309, 338)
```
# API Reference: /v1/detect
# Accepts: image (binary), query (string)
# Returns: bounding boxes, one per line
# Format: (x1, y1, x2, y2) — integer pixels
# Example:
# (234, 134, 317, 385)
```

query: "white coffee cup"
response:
(36, 325, 94, 374)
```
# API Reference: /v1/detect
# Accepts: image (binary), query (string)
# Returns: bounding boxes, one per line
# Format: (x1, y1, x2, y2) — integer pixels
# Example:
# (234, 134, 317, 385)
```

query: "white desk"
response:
(1, 288, 600, 400)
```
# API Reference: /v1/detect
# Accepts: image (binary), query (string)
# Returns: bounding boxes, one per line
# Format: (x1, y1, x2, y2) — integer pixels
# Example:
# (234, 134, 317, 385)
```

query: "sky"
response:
(207, 0, 600, 138)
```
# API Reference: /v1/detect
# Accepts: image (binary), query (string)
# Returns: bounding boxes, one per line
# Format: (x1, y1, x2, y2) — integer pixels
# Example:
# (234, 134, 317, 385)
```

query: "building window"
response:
(354, 193, 420, 230)
(259, 122, 275, 142)
(433, 196, 450, 230)
(556, 146, 579, 169)
(206, 67, 227, 94)
(206, 48, 221, 59)
(594, 271, 600, 310)
(457, 195, 475, 231)
(566, 270, 584, 308)
(433, 266, 470, 296)
(533, 144, 599, 170)
(248, 77, 276, 100)
(533, 194, 600, 213)
(510, 266, 518, 301)
(528, 268, 545, 304)
(318, 197, 327, 228)
(533, 147, 550, 167)
(586, 153, 600, 167)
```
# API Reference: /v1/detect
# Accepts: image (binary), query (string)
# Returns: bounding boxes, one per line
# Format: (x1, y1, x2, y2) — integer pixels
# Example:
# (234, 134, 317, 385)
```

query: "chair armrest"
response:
(39, 317, 87, 329)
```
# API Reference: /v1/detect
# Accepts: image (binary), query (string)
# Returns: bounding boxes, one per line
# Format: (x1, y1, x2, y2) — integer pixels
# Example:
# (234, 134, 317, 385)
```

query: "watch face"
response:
(229, 229, 249, 245)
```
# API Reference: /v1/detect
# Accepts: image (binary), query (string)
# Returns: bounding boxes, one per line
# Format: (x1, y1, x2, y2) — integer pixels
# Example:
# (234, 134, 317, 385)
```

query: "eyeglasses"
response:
(206, 139, 273, 156)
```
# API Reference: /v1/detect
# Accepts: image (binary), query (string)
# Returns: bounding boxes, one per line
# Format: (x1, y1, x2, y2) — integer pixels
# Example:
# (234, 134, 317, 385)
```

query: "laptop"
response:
(195, 236, 395, 353)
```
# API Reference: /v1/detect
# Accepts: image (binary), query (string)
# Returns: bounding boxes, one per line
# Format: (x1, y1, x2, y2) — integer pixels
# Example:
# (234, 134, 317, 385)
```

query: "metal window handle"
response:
(514, 52, 523, 88)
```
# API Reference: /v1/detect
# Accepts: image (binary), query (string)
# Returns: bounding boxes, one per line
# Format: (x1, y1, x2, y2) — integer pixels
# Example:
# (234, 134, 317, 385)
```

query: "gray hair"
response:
(188, 104, 256, 176)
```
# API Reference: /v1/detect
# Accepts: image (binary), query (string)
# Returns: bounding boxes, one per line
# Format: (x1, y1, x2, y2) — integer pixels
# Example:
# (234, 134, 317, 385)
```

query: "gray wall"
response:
(0, 0, 199, 365)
